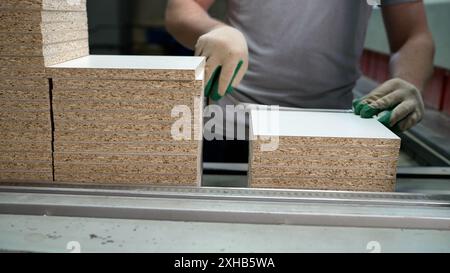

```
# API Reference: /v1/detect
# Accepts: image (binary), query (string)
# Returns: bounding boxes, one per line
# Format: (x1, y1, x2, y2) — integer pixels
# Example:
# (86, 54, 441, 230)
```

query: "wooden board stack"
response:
(0, 0, 89, 182)
(0, 0, 89, 68)
(249, 109, 401, 192)
(48, 55, 205, 186)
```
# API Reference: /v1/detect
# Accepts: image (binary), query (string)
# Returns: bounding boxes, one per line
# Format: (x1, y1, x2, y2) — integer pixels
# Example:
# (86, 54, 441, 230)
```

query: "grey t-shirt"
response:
(223, 0, 414, 109)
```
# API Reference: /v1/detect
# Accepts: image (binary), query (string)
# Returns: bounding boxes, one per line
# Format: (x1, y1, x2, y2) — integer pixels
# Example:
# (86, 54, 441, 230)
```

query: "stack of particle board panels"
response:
(249, 109, 401, 192)
(0, 0, 89, 68)
(0, 0, 89, 183)
(48, 55, 205, 186)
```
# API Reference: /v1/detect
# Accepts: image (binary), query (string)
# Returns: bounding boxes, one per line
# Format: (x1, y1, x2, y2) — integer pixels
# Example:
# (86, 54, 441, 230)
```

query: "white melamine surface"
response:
(49, 55, 205, 71)
(251, 110, 400, 139)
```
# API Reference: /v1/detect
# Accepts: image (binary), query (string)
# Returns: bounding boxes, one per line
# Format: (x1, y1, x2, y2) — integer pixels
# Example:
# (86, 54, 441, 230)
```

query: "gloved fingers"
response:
(204, 57, 220, 85)
(377, 110, 392, 127)
(194, 39, 206, 57)
(205, 66, 221, 98)
(204, 57, 221, 97)
(370, 89, 405, 110)
(218, 59, 240, 96)
(360, 104, 383, 118)
(390, 101, 415, 126)
(352, 98, 365, 115)
(397, 111, 421, 131)
(231, 60, 247, 88)
(364, 79, 397, 103)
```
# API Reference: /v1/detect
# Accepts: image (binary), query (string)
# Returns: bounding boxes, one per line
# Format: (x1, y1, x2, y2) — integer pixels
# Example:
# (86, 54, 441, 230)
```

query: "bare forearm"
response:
(389, 33, 435, 92)
(165, 0, 224, 49)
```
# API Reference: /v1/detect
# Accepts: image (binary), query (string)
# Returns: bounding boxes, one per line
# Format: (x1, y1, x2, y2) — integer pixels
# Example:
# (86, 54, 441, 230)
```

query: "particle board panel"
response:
(48, 55, 205, 187)
(0, 39, 89, 56)
(54, 172, 197, 186)
(0, 152, 52, 162)
(0, 161, 52, 172)
(0, 78, 49, 90)
(0, 119, 51, 131)
(54, 153, 199, 165)
(250, 167, 396, 179)
(52, 87, 200, 101)
(0, 11, 88, 23)
(48, 55, 205, 81)
(52, 99, 197, 112)
(0, 47, 89, 70)
(0, 89, 49, 100)
(41, 18, 88, 35)
(0, 112, 50, 123)
(0, 131, 51, 142)
(43, 46, 89, 66)
(0, 66, 47, 78)
(0, 171, 52, 182)
(251, 157, 398, 169)
(52, 79, 203, 91)
(249, 109, 401, 192)
(0, 0, 87, 11)
(0, 57, 47, 67)
(54, 142, 199, 154)
(0, 30, 89, 45)
(0, 20, 88, 33)
(255, 136, 401, 148)
(250, 177, 396, 192)
(54, 110, 193, 123)
(54, 131, 187, 143)
(251, 146, 400, 159)
(0, 141, 52, 153)
(250, 110, 400, 139)
(55, 163, 198, 176)
(53, 121, 195, 134)
(0, 99, 49, 111)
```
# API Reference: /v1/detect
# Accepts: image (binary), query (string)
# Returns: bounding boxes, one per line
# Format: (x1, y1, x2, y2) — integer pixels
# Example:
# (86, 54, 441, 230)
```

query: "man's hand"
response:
(354, 78, 425, 131)
(195, 25, 248, 99)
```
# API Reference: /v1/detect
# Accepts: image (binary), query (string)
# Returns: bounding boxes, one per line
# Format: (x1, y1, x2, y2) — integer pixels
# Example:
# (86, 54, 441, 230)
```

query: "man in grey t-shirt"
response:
(166, 0, 434, 132)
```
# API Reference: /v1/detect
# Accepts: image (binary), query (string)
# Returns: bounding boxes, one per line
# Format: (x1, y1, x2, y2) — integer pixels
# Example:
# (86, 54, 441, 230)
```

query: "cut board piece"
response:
(54, 141, 199, 154)
(51, 55, 206, 187)
(54, 110, 193, 123)
(0, 141, 52, 153)
(55, 163, 198, 175)
(0, 39, 89, 56)
(0, 151, 52, 162)
(49, 55, 205, 81)
(0, 171, 53, 183)
(249, 109, 401, 192)
(0, 99, 49, 111)
(52, 78, 203, 92)
(0, 30, 89, 46)
(52, 87, 200, 101)
(0, 161, 52, 172)
(0, 0, 87, 11)
(0, 89, 49, 100)
(54, 172, 198, 186)
(0, 19, 88, 33)
(0, 1, 91, 186)
(54, 130, 187, 143)
(0, 11, 88, 23)
(251, 177, 396, 192)
(54, 153, 199, 164)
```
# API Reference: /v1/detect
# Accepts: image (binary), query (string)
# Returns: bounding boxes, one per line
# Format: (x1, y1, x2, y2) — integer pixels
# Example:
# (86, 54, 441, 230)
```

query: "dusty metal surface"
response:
(2, 214, 450, 253)
(0, 185, 449, 230)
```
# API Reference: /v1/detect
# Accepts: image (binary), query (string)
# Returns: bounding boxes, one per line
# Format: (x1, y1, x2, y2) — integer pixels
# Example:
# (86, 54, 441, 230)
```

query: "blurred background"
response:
(86, 0, 449, 189)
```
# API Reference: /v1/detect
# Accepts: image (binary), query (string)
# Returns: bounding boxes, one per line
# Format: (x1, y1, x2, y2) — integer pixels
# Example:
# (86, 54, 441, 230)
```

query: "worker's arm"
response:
(356, 1, 435, 131)
(165, 0, 248, 97)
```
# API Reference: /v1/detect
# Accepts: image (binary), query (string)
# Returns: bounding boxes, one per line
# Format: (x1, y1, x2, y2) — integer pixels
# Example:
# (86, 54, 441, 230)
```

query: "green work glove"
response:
(195, 25, 249, 101)
(353, 78, 425, 132)
(353, 98, 398, 131)
(205, 60, 244, 101)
